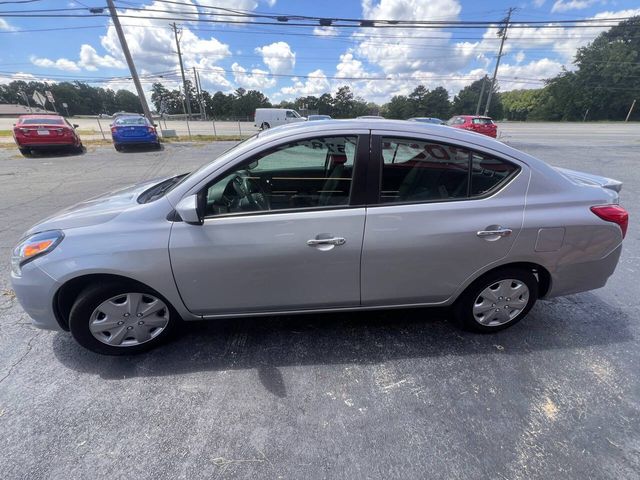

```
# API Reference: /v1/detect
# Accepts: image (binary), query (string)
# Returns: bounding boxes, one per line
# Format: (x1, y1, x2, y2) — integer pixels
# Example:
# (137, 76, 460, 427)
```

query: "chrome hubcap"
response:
(89, 293, 169, 347)
(472, 279, 529, 326)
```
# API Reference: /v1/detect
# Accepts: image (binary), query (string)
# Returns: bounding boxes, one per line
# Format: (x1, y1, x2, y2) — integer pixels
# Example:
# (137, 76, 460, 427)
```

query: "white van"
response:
(254, 108, 306, 129)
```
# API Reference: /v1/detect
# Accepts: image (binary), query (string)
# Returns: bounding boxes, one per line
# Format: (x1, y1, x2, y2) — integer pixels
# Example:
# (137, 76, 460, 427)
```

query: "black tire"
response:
(261, 122, 270, 130)
(154, 141, 162, 150)
(68, 281, 179, 355)
(114, 144, 123, 152)
(72, 143, 84, 154)
(453, 267, 538, 333)
(19, 147, 31, 157)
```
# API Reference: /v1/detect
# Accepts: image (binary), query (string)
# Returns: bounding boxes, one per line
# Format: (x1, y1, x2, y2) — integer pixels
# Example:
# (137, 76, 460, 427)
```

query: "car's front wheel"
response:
(69, 282, 178, 355)
(261, 122, 270, 130)
(453, 267, 538, 333)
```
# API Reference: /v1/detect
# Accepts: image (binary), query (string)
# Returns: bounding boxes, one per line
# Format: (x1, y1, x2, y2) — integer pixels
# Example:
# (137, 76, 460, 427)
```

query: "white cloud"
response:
(278, 69, 330, 99)
(533, 0, 546, 6)
(78, 44, 125, 71)
(515, 51, 526, 63)
(0, 72, 57, 85)
(0, 18, 15, 31)
(356, 0, 464, 74)
(497, 58, 564, 90)
(313, 26, 339, 37)
(255, 41, 296, 74)
(551, 0, 601, 13)
(99, 1, 231, 75)
(231, 63, 276, 89)
(30, 56, 80, 72)
(335, 53, 368, 79)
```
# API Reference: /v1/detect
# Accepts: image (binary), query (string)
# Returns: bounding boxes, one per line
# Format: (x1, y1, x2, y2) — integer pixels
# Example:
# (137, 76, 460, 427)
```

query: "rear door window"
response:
(378, 136, 519, 204)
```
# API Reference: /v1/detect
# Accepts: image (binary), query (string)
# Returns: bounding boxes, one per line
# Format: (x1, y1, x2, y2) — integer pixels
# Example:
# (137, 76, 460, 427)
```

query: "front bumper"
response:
(10, 261, 62, 331)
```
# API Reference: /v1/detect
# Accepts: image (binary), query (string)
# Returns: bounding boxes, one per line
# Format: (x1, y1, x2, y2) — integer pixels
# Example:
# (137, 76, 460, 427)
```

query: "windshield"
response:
(163, 133, 261, 192)
(21, 118, 63, 125)
(138, 174, 189, 203)
(115, 117, 147, 126)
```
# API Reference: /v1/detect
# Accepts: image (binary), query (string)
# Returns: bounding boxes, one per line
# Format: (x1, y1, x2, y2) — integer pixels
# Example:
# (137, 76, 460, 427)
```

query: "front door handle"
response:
(477, 228, 512, 237)
(307, 237, 346, 246)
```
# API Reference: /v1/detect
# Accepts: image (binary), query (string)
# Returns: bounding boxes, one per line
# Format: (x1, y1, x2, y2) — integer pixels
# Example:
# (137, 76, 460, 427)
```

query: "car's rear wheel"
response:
(19, 147, 31, 157)
(69, 282, 178, 355)
(261, 122, 270, 130)
(114, 144, 123, 152)
(453, 267, 538, 333)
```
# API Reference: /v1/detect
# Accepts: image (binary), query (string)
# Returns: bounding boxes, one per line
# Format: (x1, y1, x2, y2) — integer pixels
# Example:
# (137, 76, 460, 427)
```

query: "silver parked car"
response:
(11, 120, 628, 355)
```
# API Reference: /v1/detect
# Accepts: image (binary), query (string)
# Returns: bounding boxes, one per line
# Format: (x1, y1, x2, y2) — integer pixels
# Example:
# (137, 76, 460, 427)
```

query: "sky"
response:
(1, 0, 639, 104)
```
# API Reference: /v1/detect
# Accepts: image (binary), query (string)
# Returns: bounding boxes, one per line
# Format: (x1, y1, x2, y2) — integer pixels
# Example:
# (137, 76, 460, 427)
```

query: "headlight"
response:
(11, 230, 64, 276)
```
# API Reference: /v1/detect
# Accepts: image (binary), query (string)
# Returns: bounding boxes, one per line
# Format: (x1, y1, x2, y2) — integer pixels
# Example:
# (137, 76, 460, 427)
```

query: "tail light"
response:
(111, 126, 117, 134)
(15, 127, 30, 135)
(591, 205, 629, 238)
(147, 126, 156, 134)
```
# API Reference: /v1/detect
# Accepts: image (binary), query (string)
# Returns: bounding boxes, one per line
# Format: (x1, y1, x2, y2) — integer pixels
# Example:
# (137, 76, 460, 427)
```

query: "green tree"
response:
(114, 89, 141, 113)
(207, 91, 234, 119)
(333, 86, 355, 118)
(316, 93, 334, 115)
(452, 76, 502, 119)
(232, 88, 271, 118)
(383, 95, 410, 119)
(423, 86, 450, 119)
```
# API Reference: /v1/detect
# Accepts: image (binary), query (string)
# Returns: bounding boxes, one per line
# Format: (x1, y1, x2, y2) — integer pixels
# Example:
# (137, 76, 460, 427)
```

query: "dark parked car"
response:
(408, 117, 445, 125)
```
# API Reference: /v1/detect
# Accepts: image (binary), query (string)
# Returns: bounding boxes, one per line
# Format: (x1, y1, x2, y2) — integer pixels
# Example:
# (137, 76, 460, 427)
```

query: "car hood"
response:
(24, 176, 171, 235)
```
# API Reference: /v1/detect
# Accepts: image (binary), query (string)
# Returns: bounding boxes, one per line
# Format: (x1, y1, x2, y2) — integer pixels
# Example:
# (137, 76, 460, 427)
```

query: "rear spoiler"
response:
(553, 166, 622, 193)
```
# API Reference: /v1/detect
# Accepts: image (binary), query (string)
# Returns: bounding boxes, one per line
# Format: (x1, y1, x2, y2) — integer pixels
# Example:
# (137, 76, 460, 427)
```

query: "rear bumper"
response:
(545, 244, 622, 298)
(112, 134, 158, 145)
(15, 139, 78, 148)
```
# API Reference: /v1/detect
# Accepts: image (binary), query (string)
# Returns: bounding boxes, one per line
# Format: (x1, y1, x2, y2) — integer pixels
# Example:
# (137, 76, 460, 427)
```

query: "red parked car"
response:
(447, 115, 497, 138)
(13, 114, 83, 156)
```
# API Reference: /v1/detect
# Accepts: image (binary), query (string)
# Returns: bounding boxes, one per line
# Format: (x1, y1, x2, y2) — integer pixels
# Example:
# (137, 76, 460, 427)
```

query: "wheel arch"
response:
(459, 261, 551, 301)
(53, 273, 172, 331)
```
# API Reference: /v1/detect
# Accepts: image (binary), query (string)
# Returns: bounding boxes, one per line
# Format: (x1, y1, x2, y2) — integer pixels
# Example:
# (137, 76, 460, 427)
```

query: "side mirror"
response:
(73, 124, 79, 128)
(175, 194, 203, 225)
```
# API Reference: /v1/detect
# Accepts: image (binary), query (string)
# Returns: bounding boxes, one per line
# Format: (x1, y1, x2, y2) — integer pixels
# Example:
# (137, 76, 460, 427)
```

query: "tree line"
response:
(1, 17, 637, 121)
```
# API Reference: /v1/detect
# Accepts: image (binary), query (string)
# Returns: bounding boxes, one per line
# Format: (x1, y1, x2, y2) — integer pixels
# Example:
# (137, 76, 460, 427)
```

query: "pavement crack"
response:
(0, 331, 39, 385)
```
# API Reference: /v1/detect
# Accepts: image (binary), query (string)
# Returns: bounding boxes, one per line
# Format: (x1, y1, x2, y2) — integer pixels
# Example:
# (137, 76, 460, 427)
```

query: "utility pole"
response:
(196, 69, 207, 120)
(484, 7, 515, 117)
(105, 0, 153, 124)
(475, 76, 487, 116)
(625, 99, 636, 122)
(172, 22, 192, 119)
(193, 66, 202, 119)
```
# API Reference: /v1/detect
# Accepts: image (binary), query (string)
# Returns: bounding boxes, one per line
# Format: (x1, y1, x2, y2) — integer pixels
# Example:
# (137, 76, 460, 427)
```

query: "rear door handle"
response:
(307, 237, 346, 246)
(477, 228, 512, 237)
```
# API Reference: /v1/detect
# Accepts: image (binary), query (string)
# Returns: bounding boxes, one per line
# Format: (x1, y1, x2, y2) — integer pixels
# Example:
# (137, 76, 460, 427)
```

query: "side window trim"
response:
(368, 133, 520, 206)
(199, 133, 370, 219)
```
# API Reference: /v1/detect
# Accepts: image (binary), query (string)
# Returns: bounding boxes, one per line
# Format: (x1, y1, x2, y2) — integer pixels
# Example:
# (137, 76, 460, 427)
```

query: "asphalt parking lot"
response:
(0, 123, 638, 479)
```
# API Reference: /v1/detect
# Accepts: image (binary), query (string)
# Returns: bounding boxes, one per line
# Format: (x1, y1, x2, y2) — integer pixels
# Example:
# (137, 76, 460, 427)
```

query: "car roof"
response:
(455, 115, 493, 119)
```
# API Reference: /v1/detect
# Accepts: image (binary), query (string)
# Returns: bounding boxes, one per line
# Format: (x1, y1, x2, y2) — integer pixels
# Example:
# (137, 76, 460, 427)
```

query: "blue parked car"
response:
(110, 115, 160, 151)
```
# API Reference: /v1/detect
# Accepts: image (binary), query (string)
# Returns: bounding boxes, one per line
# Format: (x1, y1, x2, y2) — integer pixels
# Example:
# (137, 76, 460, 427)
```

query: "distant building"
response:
(0, 104, 55, 118)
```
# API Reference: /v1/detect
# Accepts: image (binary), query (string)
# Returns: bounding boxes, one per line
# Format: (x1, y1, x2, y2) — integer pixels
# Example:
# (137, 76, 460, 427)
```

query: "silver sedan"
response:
(11, 120, 628, 355)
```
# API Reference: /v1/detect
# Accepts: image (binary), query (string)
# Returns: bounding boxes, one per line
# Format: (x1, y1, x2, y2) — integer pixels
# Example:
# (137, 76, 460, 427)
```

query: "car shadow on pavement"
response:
(22, 148, 85, 158)
(52, 292, 633, 397)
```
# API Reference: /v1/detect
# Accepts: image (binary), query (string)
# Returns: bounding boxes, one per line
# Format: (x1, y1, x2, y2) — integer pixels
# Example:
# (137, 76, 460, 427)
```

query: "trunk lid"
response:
(553, 166, 622, 193)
